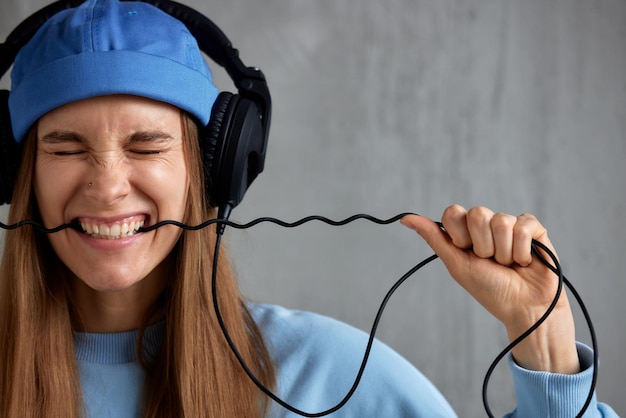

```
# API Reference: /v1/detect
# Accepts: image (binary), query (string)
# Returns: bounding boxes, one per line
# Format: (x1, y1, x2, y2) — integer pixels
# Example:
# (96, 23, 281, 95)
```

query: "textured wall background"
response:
(1, 0, 624, 416)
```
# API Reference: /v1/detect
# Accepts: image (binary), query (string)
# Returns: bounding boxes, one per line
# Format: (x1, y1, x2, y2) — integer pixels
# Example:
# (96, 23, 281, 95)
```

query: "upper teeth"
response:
(80, 220, 145, 239)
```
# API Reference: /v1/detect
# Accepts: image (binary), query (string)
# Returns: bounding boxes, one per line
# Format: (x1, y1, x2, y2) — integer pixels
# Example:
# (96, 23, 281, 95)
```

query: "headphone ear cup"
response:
(0, 90, 22, 206)
(200, 90, 267, 210)
(201, 91, 234, 207)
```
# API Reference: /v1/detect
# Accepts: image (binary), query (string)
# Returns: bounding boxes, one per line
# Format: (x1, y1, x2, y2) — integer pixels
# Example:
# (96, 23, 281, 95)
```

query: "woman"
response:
(0, 0, 617, 417)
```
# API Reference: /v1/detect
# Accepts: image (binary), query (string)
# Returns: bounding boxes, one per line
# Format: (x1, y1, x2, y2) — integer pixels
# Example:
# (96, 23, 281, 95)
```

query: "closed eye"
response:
(53, 150, 85, 156)
(128, 149, 162, 155)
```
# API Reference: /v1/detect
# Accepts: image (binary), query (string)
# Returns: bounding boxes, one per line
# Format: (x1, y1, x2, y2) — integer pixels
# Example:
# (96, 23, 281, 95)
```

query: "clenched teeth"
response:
(80, 220, 145, 239)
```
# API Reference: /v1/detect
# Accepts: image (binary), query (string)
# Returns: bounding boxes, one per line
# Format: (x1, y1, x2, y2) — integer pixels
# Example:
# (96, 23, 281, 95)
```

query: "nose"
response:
(85, 154, 131, 206)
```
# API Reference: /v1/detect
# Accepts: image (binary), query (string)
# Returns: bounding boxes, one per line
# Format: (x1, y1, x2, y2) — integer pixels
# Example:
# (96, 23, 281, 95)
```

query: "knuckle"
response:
(443, 204, 465, 219)
(467, 206, 491, 225)
(490, 212, 515, 232)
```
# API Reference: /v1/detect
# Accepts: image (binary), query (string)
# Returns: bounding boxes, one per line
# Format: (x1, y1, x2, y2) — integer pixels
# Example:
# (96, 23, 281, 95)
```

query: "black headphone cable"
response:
(0, 215, 598, 417)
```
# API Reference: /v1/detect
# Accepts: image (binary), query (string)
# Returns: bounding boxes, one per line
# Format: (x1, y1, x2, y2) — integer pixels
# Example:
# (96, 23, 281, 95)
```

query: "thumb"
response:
(400, 214, 462, 266)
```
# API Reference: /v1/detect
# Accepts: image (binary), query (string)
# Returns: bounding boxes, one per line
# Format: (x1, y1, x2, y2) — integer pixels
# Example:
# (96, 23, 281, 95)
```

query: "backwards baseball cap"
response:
(8, 0, 219, 143)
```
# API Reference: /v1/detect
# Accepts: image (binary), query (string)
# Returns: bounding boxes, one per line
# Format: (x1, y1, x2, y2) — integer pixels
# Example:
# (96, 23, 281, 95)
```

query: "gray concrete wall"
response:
(2, 1, 624, 416)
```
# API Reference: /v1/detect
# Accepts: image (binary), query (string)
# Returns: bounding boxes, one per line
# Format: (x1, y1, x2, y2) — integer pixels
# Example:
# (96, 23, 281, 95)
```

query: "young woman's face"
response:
(34, 95, 189, 296)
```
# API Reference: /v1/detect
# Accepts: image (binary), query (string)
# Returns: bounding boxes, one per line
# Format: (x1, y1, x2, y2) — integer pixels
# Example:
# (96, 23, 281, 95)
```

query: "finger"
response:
(400, 214, 446, 246)
(466, 206, 496, 259)
(440, 204, 473, 249)
(513, 213, 551, 267)
(401, 214, 456, 257)
(490, 212, 518, 265)
(401, 214, 467, 277)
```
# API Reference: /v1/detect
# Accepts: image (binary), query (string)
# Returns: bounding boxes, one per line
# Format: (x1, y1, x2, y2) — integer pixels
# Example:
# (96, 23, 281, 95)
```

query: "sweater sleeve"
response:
(505, 342, 618, 418)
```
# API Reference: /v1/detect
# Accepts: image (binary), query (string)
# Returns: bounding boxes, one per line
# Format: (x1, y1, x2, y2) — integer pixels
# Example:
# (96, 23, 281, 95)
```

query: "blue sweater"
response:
(75, 303, 617, 417)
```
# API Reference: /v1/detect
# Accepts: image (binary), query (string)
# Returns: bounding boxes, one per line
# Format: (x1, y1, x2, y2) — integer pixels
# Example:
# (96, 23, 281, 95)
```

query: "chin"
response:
(71, 267, 159, 294)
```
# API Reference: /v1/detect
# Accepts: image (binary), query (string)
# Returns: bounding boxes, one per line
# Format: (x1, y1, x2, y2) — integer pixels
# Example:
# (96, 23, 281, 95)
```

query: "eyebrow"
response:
(40, 131, 87, 144)
(125, 131, 175, 144)
(39, 130, 175, 144)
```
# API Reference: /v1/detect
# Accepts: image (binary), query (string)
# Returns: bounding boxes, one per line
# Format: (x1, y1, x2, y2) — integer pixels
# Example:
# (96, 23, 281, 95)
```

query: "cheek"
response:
(138, 158, 189, 219)
(33, 160, 81, 224)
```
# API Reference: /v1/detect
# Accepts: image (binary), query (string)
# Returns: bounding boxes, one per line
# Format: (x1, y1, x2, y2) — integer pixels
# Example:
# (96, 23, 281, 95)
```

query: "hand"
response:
(401, 205, 580, 374)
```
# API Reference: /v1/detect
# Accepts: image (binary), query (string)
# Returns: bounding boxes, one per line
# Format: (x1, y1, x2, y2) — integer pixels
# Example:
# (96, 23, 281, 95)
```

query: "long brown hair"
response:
(0, 112, 275, 417)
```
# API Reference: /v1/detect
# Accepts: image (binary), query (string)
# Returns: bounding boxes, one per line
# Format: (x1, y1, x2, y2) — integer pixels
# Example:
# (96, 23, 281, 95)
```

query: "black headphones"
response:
(0, 0, 271, 216)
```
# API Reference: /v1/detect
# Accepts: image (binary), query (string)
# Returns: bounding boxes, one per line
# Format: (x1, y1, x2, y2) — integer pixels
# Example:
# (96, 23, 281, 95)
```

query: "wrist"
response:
(507, 312, 580, 374)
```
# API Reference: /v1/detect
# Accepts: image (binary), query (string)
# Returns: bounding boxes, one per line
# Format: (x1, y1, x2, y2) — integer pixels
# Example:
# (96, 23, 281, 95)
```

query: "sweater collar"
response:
(74, 321, 164, 364)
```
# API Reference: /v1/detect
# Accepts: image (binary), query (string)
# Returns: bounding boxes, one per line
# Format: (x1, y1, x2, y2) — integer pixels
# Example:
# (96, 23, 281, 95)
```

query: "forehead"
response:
(37, 95, 182, 136)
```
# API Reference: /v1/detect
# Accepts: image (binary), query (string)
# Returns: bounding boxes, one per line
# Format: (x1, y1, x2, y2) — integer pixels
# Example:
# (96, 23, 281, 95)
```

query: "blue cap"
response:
(8, 0, 219, 143)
